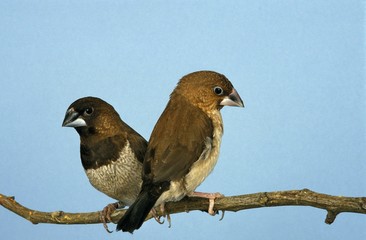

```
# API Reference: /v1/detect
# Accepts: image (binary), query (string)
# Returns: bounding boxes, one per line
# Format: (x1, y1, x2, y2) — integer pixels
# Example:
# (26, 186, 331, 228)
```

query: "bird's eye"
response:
(84, 107, 94, 116)
(213, 86, 224, 95)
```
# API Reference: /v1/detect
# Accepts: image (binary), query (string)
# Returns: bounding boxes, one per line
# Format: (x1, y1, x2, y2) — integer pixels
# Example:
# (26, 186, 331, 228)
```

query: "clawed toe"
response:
(100, 202, 122, 233)
(189, 191, 225, 218)
(151, 208, 165, 224)
(219, 210, 225, 221)
(150, 203, 172, 227)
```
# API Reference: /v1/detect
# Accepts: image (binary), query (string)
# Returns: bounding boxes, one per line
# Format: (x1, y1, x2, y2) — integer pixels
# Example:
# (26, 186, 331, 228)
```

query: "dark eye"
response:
(84, 107, 94, 116)
(213, 86, 223, 95)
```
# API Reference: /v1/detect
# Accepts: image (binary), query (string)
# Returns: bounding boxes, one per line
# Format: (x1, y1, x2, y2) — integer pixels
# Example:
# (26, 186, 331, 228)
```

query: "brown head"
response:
(172, 71, 244, 111)
(62, 97, 127, 144)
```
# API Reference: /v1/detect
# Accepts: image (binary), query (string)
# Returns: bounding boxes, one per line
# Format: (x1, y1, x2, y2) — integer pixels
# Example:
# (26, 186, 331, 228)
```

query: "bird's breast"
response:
(85, 141, 143, 206)
(184, 111, 223, 193)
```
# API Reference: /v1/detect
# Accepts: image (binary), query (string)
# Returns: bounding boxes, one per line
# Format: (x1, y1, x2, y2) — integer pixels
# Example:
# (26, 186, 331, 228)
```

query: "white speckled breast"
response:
(85, 141, 143, 206)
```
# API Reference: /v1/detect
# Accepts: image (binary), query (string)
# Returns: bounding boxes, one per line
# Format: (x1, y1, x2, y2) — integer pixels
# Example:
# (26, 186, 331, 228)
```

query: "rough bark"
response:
(1, 189, 365, 226)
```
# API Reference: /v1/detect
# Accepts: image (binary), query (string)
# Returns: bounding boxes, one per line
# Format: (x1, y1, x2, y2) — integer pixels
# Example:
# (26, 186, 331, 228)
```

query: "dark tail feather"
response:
(116, 188, 161, 233)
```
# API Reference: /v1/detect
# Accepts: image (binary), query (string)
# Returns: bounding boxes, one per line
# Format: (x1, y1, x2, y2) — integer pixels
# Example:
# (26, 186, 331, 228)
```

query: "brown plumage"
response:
(62, 97, 147, 231)
(117, 71, 244, 233)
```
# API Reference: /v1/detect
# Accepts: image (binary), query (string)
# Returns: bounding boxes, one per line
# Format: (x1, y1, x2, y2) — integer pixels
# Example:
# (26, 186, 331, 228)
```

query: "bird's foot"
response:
(100, 202, 125, 233)
(188, 191, 225, 217)
(151, 208, 164, 224)
(160, 203, 172, 228)
(151, 203, 172, 227)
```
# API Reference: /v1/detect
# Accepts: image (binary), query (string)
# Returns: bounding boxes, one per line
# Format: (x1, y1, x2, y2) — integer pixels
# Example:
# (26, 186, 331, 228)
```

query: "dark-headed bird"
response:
(62, 97, 147, 232)
(116, 71, 244, 233)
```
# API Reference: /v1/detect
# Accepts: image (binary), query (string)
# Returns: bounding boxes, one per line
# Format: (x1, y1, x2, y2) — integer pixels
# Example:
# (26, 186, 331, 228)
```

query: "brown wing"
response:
(124, 123, 148, 164)
(144, 95, 213, 183)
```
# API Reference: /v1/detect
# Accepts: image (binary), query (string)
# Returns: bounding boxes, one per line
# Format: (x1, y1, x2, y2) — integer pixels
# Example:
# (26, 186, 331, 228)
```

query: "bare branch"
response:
(1, 189, 365, 226)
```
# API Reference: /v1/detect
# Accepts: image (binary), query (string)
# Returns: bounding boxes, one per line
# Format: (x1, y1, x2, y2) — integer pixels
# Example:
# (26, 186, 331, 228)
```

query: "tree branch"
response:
(1, 189, 365, 226)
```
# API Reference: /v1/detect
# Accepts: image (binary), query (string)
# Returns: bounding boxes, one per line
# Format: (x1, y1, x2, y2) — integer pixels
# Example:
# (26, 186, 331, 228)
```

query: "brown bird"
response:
(116, 71, 244, 233)
(62, 97, 147, 232)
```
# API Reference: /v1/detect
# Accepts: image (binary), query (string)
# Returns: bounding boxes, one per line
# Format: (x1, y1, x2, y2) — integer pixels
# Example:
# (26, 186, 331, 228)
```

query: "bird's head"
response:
(62, 97, 122, 139)
(173, 71, 244, 111)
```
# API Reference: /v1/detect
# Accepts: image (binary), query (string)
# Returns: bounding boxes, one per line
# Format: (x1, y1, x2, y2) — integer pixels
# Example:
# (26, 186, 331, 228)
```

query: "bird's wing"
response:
(127, 132, 148, 164)
(144, 96, 213, 183)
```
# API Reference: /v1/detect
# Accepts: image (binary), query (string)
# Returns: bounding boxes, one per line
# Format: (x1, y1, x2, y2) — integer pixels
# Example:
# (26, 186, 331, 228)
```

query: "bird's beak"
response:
(220, 88, 244, 107)
(62, 108, 87, 127)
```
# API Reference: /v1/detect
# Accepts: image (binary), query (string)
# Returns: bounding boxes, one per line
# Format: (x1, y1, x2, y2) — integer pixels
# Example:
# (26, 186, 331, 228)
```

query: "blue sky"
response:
(0, 1, 365, 239)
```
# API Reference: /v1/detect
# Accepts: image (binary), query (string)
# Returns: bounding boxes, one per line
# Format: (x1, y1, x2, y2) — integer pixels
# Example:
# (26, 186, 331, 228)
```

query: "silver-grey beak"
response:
(220, 88, 244, 107)
(62, 108, 87, 127)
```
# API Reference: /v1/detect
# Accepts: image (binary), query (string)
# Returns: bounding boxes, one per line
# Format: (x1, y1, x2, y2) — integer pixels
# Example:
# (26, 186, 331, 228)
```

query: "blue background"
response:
(0, 1, 365, 239)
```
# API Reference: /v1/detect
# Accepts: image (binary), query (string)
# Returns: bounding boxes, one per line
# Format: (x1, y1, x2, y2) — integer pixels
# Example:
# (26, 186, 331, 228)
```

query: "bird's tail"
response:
(116, 183, 167, 233)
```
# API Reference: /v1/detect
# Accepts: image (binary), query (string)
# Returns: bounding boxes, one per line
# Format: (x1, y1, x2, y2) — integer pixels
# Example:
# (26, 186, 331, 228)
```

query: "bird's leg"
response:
(150, 208, 164, 224)
(188, 192, 224, 216)
(100, 202, 125, 233)
(150, 203, 172, 227)
(160, 203, 172, 228)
